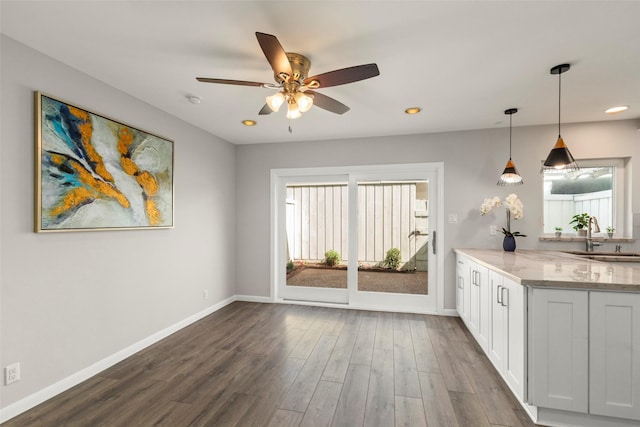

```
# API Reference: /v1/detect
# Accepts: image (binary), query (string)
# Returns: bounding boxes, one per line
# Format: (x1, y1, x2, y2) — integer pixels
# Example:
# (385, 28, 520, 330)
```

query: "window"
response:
(543, 158, 630, 236)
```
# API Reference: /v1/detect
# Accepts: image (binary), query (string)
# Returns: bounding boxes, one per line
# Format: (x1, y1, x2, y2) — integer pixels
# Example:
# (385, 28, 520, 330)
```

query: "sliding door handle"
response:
(432, 231, 436, 254)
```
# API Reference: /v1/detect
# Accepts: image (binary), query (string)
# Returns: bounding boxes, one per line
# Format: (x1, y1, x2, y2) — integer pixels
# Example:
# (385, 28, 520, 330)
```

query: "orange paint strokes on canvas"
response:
(67, 106, 88, 121)
(68, 105, 115, 183)
(49, 187, 95, 217)
(48, 154, 130, 218)
(116, 127, 163, 224)
(118, 127, 133, 155)
(120, 157, 139, 176)
(145, 199, 160, 226)
(136, 171, 158, 196)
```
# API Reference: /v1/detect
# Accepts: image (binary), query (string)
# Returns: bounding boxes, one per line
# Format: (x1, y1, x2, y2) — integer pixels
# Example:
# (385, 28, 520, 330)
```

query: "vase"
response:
(503, 235, 516, 252)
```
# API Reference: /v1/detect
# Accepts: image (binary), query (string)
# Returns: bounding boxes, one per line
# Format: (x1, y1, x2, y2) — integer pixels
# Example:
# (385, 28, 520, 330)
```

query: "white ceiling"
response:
(2, 1, 639, 145)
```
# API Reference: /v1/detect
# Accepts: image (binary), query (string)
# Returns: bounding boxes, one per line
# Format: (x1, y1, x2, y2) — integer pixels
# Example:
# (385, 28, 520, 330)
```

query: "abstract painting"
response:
(35, 92, 174, 232)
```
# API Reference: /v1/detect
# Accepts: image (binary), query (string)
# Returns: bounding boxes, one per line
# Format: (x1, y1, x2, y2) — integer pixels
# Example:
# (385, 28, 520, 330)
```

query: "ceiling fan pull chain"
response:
(288, 122, 293, 134)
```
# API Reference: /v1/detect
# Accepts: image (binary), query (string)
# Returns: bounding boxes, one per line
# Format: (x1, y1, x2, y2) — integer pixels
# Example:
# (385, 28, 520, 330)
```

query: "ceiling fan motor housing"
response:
(277, 52, 311, 84)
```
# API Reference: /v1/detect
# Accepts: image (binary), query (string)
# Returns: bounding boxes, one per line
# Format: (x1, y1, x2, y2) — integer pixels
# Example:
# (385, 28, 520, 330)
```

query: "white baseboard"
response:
(0, 296, 236, 424)
(234, 294, 274, 303)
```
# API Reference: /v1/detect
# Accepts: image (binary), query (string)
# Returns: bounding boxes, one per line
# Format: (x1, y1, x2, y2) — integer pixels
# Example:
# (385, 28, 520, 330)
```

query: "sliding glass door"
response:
(283, 177, 349, 303)
(272, 164, 442, 313)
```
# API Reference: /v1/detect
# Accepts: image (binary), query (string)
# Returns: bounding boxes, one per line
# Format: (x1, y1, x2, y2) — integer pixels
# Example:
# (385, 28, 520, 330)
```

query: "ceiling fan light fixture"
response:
(541, 64, 579, 173)
(266, 92, 285, 112)
(295, 92, 314, 112)
(287, 102, 301, 119)
(497, 108, 523, 186)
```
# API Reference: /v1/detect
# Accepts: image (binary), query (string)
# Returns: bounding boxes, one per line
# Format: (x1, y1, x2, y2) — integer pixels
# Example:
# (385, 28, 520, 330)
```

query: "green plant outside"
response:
(383, 248, 401, 270)
(324, 250, 341, 267)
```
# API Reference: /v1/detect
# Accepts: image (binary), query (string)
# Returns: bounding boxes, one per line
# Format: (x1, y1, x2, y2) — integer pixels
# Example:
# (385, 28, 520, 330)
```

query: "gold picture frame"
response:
(35, 91, 174, 232)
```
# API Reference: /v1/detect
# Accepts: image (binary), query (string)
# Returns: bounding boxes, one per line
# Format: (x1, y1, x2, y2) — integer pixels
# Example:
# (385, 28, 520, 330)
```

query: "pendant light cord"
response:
(509, 113, 513, 159)
(558, 70, 562, 137)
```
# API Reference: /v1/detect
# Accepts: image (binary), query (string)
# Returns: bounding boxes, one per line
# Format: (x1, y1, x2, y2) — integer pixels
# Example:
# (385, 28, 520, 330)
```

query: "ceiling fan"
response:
(196, 32, 380, 120)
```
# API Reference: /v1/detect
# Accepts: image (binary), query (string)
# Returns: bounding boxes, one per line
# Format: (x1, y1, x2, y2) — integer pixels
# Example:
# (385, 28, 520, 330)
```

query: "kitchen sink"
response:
(563, 251, 640, 262)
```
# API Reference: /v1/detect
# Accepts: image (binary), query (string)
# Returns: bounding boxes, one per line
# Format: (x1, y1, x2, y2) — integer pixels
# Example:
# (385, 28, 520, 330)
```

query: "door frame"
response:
(271, 162, 445, 314)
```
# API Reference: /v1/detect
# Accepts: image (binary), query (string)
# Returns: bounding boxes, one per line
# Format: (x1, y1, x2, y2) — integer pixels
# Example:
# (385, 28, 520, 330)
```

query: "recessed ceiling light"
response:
(604, 105, 629, 114)
(242, 120, 257, 126)
(405, 107, 422, 115)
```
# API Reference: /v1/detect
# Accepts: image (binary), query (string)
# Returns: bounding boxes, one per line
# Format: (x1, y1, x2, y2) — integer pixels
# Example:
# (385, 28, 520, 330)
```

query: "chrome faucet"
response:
(586, 216, 601, 252)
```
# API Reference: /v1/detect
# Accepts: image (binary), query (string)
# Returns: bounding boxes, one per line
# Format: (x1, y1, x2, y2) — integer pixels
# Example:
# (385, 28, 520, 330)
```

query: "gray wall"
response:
(1, 36, 237, 409)
(235, 119, 640, 308)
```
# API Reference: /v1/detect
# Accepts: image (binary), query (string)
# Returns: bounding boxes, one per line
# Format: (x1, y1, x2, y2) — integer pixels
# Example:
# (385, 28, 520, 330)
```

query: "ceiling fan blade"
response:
(258, 104, 273, 115)
(307, 91, 350, 115)
(255, 32, 292, 78)
(304, 63, 380, 88)
(196, 77, 267, 87)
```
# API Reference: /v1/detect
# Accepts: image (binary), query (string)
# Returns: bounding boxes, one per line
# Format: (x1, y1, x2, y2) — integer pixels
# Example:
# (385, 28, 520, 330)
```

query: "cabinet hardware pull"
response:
(501, 286, 508, 307)
(497, 285, 503, 304)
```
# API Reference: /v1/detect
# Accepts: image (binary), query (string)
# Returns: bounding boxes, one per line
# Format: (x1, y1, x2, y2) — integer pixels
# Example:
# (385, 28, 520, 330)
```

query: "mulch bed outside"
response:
(286, 263, 428, 295)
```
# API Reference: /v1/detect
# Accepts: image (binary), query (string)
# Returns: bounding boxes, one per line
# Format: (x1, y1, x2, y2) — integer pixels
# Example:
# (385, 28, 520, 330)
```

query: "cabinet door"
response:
(488, 271, 506, 370)
(476, 264, 490, 351)
(456, 258, 467, 319)
(456, 255, 471, 324)
(468, 262, 489, 350)
(503, 277, 524, 400)
(590, 292, 640, 421)
(530, 288, 588, 413)
(468, 263, 480, 335)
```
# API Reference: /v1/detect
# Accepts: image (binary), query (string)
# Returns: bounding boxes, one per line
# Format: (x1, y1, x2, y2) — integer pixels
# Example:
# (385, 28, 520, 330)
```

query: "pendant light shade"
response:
(498, 108, 523, 186)
(541, 64, 579, 172)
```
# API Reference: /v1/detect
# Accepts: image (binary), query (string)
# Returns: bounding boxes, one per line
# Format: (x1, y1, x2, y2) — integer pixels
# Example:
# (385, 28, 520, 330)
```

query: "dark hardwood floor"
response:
(3, 302, 538, 426)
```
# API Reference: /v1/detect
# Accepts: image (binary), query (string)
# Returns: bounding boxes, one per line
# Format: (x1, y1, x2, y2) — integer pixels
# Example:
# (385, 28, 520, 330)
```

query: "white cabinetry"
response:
(456, 254, 489, 352)
(456, 256, 469, 320)
(590, 292, 640, 420)
(488, 271, 524, 400)
(456, 254, 524, 400)
(529, 288, 589, 413)
(468, 261, 490, 351)
(530, 288, 640, 422)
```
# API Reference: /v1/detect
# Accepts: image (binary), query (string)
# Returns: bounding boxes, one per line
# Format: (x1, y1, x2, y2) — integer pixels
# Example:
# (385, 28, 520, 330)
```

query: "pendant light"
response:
(497, 108, 523, 185)
(541, 64, 579, 172)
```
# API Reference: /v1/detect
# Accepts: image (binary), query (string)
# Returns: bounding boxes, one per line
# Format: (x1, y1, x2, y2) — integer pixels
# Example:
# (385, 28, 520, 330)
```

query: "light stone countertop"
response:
(454, 249, 640, 292)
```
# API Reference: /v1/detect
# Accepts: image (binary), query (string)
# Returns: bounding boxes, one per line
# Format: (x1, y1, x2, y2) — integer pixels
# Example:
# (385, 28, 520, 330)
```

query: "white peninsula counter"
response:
(454, 248, 640, 427)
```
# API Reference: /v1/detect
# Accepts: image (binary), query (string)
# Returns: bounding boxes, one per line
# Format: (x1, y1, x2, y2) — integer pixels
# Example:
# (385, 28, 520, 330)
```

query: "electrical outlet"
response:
(203, 290, 209, 300)
(5, 363, 20, 385)
(490, 225, 497, 236)
(448, 213, 458, 224)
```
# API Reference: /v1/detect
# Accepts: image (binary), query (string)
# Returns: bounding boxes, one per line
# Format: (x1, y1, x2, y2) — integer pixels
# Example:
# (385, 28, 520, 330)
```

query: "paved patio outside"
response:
(286, 266, 428, 294)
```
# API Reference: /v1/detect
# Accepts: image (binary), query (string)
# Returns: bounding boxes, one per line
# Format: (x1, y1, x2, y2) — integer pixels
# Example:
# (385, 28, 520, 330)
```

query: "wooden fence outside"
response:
(286, 182, 428, 269)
